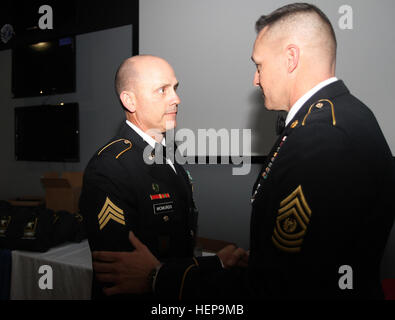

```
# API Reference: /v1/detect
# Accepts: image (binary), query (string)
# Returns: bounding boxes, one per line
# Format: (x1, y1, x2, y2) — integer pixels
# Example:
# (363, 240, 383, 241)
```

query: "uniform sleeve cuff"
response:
(195, 255, 224, 270)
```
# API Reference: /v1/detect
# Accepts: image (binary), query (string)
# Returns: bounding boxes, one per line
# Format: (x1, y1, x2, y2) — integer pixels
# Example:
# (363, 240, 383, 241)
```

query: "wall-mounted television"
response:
(15, 103, 79, 162)
(11, 36, 76, 98)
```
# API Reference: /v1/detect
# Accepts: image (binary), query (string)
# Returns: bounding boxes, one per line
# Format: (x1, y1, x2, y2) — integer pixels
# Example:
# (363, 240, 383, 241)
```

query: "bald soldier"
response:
(89, 4, 395, 300)
(79, 55, 247, 300)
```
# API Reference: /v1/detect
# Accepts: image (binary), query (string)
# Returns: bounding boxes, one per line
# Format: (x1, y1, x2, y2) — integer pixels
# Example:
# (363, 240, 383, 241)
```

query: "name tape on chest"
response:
(153, 201, 175, 215)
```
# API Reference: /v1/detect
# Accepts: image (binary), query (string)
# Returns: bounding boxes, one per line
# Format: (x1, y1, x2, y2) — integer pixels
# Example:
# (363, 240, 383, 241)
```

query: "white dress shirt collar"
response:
(126, 120, 166, 148)
(125, 120, 176, 173)
(285, 77, 338, 126)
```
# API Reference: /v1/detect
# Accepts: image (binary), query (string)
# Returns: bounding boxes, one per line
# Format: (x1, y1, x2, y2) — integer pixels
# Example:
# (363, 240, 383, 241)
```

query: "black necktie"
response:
(153, 143, 177, 173)
(276, 115, 286, 135)
(152, 143, 166, 161)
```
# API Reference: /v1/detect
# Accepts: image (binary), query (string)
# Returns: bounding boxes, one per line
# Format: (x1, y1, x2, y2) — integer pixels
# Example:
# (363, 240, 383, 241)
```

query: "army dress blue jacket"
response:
(79, 123, 220, 299)
(153, 80, 395, 300)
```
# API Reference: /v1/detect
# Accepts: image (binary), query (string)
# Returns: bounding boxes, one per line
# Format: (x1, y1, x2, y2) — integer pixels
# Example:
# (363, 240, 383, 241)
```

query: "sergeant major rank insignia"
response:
(272, 185, 312, 253)
(98, 197, 125, 230)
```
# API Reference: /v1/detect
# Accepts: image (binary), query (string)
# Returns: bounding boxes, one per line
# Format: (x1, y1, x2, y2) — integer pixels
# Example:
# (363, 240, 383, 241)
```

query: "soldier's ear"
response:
(285, 44, 299, 73)
(120, 91, 137, 113)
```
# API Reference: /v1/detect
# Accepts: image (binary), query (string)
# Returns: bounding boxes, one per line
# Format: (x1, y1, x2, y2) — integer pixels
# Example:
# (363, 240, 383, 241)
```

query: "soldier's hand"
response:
(217, 245, 249, 269)
(92, 231, 161, 295)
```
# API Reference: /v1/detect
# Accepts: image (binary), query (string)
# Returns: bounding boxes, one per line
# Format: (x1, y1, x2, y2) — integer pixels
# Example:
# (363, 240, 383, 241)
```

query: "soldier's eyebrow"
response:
(155, 82, 179, 90)
(251, 56, 259, 68)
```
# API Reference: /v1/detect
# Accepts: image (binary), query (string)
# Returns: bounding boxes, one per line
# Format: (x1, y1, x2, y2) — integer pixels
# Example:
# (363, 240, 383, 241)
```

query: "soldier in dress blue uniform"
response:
(80, 55, 245, 299)
(88, 4, 395, 300)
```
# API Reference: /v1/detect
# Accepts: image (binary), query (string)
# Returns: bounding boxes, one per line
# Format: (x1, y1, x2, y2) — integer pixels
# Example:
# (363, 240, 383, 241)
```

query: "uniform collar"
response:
(281, 79, 350, 137)
(126, 120, 166, 148)
(285, 77, 338, 126)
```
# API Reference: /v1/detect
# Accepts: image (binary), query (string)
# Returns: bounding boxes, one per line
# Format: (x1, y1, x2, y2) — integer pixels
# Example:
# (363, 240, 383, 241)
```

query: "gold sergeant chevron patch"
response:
(272, 185, 312, 253)
(98, 197, 125, 230)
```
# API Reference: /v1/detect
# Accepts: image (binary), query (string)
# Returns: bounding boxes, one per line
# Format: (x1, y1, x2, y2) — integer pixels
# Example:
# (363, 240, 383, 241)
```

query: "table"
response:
(9, 237, 229, 300)
(10, 240, 92, 300)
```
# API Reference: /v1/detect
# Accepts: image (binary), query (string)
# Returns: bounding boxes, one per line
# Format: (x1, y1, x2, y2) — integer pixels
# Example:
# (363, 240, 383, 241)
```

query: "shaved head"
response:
(251, 3, 338, 111)
(255, 3, 337, 64)
(115, 55, 173, 96)
(114, 55, 180, 137)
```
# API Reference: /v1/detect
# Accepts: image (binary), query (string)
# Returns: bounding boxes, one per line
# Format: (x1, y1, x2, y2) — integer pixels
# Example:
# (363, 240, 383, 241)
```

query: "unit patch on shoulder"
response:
(98, 197, 125, 230)
(272, 185, 312, 253)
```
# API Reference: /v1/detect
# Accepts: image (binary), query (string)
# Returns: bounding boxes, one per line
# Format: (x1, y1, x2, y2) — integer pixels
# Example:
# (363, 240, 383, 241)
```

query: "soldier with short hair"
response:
(89, 4, 395, 300)
(80, 55, 247, 299)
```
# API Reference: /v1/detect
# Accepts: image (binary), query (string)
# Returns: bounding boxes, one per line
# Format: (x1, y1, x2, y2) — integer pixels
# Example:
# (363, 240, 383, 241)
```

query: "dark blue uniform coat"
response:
(154, 80, 395, 300)
(79, 123, 205, 299)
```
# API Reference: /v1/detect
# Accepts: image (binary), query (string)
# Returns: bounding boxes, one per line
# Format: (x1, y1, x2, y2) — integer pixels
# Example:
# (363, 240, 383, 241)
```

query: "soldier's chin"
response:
(164, 119, 176, 131)
(264, 100, 276, 111)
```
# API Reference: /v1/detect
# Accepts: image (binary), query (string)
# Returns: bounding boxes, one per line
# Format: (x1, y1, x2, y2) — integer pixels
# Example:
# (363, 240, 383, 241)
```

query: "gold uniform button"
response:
(163, 215, 169, 222)
(315, 102, 324, 109)
(291, 120, 299, 129)
(149, 149, 155, 161)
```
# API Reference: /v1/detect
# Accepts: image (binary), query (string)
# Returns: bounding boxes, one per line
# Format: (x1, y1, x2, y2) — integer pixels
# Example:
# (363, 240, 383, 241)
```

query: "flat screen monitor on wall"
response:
(11, 36, 76, 98)
(15, 103, 80, 162)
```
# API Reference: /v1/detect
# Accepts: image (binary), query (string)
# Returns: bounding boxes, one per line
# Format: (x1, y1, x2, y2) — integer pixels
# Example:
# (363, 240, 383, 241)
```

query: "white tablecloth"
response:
(9, 240, 216, 300)
(10, 240, 92, 300)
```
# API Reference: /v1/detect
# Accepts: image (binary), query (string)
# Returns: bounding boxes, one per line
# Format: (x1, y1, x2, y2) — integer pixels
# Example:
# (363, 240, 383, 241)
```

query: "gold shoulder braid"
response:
(302, 99, 336, 126)
(98, 139, 132, 159)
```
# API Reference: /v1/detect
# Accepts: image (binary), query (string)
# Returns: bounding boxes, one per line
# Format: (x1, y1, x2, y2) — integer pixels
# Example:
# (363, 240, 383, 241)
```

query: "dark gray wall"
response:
(184, 164, 261, 249)
(140, 0, 395, 156)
